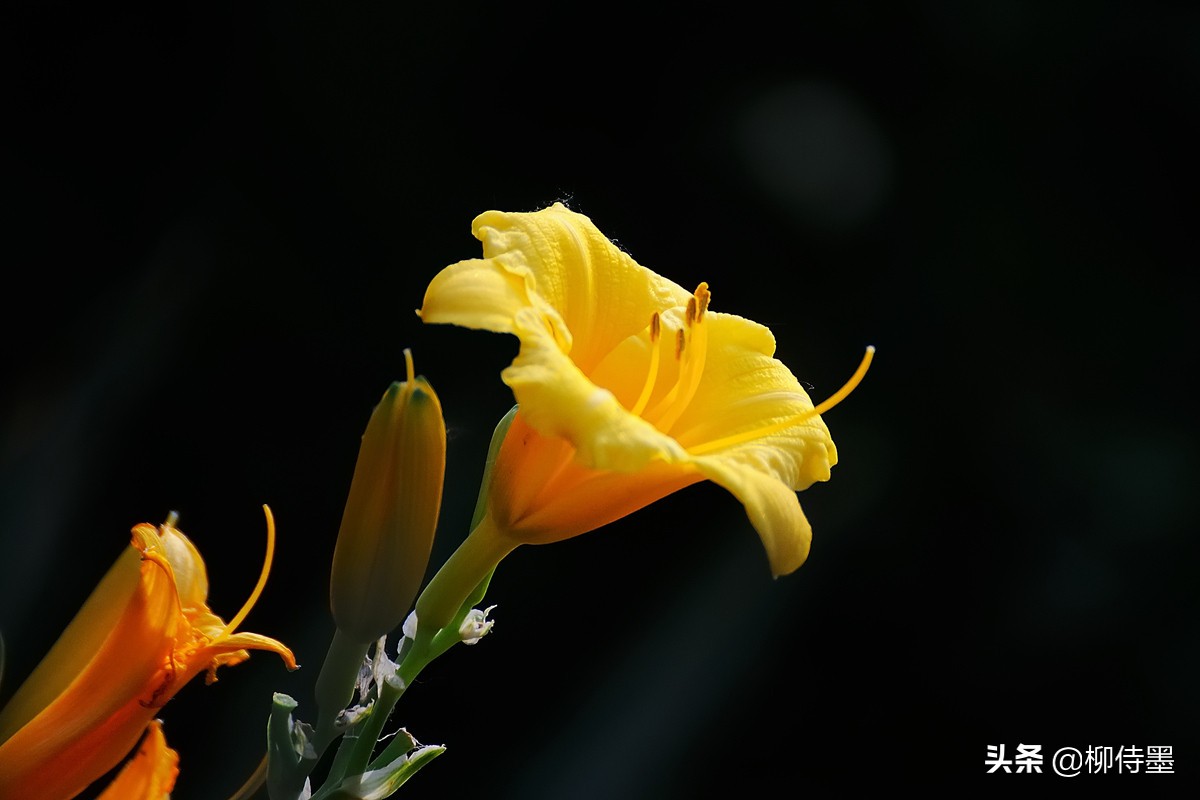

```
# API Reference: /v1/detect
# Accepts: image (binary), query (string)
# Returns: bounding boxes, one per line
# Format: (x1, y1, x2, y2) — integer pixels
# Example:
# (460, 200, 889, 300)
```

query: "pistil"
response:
(688, 346, 875, 455)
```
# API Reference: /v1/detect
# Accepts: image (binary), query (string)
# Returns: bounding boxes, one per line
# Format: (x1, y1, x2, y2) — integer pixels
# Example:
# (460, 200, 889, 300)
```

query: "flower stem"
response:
(313, 629, 370, 751)
(314, 515, 514, 796)
(320, 633, 434, 793)
(414, 514, 515, 633)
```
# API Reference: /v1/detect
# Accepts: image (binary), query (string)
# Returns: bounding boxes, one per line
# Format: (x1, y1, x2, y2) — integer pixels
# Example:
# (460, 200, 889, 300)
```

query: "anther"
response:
(694, 283, 710, 322)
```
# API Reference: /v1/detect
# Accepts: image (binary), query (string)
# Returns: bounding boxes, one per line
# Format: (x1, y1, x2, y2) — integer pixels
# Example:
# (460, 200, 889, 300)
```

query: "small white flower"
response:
(336, 704, 373, 729)
(458, 605, 497, 645)
(402, 611, 419, 641)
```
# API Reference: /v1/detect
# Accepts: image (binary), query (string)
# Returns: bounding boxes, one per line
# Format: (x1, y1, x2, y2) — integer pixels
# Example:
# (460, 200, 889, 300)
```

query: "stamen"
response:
(675, 328, 686, 359)
(649, 283, 712, 432)
(215, 504, 277, 642)
(630, 312, 662, 417)
(688, 346, 875, 455)
(695, 283, 710, 322)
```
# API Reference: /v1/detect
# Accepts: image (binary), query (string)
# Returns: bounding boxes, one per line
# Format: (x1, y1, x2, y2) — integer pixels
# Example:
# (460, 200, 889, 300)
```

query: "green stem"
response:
(414, 514, 514, 633)
(313, 629, 371, 752)
(266, 694, 318, 800)
(322, 632, 434, 791)
(313, 513, 514, 796)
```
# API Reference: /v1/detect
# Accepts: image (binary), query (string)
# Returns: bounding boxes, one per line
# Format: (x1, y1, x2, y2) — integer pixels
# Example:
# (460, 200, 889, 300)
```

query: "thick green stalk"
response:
(313, 629, 371, 752)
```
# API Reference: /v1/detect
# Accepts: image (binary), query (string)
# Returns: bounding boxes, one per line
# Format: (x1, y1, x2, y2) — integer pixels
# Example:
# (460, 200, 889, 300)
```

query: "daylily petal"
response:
(0, 547, 152, 749)
(418, 256, 533, 336)
(155, 524, 209, 611)
(689, 455, 814, 576)
(489, 412, 703, 545)
(96, 720, 179, 800)
(672, 311, 838, 490)
(420, 204, 692, 372)
(503, 307, 687, 473)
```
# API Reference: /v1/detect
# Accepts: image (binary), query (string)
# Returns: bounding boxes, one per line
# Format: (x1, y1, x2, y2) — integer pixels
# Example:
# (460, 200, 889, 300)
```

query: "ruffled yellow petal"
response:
(690, 455, 813, 576)
(420, 203, 692, 372)
(504, 307, 687, 472)
(417, 256, 533, 335)
(672, 311, 837, 491)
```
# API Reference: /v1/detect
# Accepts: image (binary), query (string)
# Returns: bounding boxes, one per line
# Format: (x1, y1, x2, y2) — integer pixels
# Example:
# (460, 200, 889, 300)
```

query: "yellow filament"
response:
(688, 346, 875, 456)
(630, 312, 662, 417)
(216, 504, 276, 641)
(648, 283, 711, 432)
(646, 329, 686, 421)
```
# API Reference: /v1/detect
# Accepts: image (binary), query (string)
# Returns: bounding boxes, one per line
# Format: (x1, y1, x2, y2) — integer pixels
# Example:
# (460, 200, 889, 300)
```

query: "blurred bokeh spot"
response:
(735, 80, 892, 234)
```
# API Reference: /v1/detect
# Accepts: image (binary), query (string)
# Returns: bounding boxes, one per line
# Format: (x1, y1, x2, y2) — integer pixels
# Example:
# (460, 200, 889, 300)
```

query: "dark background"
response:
(2, 1, 1197, 796)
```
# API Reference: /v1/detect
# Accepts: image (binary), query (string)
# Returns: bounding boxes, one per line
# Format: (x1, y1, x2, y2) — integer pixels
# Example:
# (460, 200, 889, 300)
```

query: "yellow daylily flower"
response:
(0, 508, 296, 800)
(414, 203, 871, 631)
(96, 720, 179, 800)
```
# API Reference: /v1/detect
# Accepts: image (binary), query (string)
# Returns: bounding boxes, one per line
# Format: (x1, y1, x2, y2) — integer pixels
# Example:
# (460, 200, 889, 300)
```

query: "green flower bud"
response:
(330, 350, 446, 644)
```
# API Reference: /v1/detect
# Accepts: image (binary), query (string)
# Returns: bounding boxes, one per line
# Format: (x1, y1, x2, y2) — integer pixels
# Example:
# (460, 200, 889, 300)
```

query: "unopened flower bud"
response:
(330, 350, 446, 644)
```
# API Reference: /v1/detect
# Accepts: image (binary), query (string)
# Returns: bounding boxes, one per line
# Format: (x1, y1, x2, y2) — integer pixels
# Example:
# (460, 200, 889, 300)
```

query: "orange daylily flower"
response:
(0, 508, 296, 800)
(95, 720, 179, 800)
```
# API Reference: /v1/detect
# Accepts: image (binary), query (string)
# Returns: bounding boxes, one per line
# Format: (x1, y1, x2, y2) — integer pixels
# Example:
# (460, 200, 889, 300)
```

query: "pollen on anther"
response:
(649, 311, 661, 342)
(675, 328, 686, 359)
(686, 296, 698, 326)
(695, 282, 711, 321)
